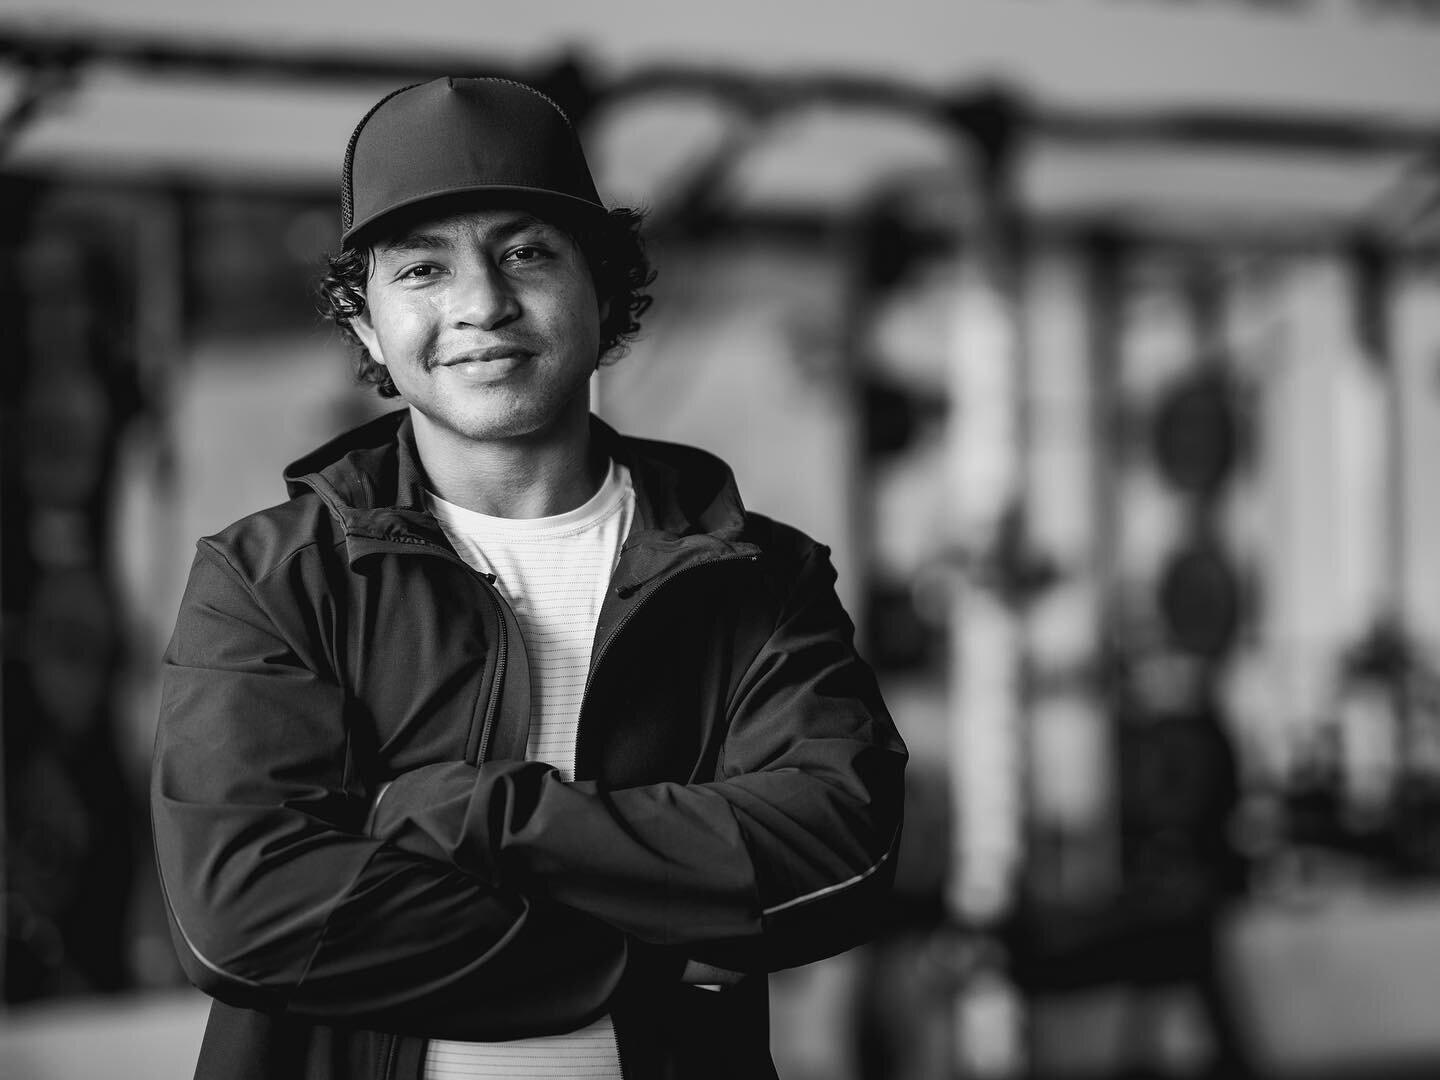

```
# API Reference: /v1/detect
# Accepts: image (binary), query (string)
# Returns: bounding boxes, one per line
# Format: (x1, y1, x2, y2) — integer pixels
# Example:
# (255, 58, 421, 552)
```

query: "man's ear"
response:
(349, 308, 384, 366)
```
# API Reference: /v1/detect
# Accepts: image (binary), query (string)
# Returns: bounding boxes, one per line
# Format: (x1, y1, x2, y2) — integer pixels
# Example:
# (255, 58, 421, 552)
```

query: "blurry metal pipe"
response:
(943, 80, 1031, 1080)
(1347, 239, 1414, 769)
(0, 51, 79, 159)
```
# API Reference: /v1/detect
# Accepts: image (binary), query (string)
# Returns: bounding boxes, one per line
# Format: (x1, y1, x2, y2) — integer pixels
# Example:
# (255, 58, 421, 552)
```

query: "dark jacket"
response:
(152, 410, 907, 1080)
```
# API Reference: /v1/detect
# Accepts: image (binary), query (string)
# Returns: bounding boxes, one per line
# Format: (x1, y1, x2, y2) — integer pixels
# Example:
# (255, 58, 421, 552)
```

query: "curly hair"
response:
(314, 206, 655, 398)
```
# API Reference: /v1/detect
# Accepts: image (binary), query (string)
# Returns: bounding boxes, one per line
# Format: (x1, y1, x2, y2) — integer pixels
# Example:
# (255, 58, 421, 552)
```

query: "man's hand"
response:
(680, 959, 744, 991)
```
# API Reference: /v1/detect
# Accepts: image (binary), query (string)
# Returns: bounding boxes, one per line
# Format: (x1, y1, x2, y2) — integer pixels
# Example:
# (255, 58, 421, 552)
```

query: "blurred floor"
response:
(8, 891, 1440, 1079)
(0, 963, 858, 1080)
(0, 989, 209, 1080)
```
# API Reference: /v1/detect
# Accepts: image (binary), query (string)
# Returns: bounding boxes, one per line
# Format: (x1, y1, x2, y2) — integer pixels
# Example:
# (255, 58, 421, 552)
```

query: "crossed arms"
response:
(152, 538, 906, 1040)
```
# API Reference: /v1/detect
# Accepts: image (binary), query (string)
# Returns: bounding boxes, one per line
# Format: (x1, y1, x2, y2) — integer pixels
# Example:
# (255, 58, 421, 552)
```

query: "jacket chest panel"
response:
(343, 556, 500, 775)
(581, 572, 770, 786)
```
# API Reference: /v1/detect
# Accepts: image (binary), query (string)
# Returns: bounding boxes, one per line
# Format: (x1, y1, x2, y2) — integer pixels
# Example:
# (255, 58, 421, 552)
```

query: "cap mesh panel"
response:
(340, 82, 421, 236)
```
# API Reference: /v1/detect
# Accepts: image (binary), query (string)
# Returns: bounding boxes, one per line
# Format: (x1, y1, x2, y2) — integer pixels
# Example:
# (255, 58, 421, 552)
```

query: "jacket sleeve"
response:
(367, 541, 908, 973)
(152, 541, 649, 1039)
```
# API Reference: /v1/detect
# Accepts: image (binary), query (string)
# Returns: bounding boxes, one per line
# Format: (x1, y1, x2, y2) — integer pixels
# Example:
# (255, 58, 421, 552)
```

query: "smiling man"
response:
(354, 209, 607, 515)
(151, 77, 907, 1080)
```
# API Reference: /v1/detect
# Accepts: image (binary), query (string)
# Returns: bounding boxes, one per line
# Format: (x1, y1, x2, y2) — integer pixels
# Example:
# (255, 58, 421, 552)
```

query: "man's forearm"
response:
(366, 747, 904, 970)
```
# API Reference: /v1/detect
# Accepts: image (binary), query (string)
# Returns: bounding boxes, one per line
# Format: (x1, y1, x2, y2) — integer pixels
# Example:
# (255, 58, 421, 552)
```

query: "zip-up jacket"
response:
(152, 409, 908, 1079)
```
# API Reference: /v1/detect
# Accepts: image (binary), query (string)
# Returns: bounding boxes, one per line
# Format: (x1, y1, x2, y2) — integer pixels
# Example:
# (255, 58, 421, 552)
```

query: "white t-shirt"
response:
(421, 459, 635, 1080)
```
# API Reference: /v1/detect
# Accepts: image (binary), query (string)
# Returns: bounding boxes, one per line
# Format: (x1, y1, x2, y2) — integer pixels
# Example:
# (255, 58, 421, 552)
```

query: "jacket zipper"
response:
(575, 551, 759, 793)
(473, 573, 508, 765)
(379, 1031, 399, 1080)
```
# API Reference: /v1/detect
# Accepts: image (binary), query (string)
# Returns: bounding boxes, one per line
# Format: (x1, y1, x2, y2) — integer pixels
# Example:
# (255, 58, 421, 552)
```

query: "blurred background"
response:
(2, 1, 1440, 1077)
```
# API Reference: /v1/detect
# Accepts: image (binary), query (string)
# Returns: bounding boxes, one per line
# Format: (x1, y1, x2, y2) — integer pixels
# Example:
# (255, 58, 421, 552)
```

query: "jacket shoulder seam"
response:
(199, 532, 328, 592)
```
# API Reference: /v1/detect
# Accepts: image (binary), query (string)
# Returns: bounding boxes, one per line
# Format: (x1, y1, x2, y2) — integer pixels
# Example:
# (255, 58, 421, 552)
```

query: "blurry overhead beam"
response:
(2, 19, 1436, 250)
(2, 19, 1439, 158)
(0, 19, 534, 87)
(1041, 105, 1440, 158)
(1, 71, 395, 188)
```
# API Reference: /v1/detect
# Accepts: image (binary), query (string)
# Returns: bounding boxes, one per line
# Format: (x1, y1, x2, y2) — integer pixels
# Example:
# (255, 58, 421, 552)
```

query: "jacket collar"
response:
(593, 419, 759, 594)
(282, 408, 758, 576)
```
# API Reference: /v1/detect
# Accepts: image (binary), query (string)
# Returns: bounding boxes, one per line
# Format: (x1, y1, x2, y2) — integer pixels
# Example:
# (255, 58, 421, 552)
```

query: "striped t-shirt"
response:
(422, 460, 635, 1079)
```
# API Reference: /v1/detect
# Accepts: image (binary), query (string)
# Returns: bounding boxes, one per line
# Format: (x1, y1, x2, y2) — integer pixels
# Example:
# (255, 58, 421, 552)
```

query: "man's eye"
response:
(398, 264, 440, 281)
(504, 245, 547, 265)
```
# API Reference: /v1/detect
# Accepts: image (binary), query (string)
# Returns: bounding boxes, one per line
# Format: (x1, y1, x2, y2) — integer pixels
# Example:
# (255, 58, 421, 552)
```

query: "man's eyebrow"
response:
(375, 215, 562, 257)
(491, 214, 562, 241)
(376, 231, 454, 257)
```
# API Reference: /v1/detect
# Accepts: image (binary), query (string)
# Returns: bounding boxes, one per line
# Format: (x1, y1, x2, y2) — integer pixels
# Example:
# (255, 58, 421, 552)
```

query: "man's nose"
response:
(450, 262, 520, 330)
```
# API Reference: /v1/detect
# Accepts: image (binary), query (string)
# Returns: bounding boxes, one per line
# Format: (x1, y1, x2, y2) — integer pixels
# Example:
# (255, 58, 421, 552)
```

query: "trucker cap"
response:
(340, 76, 607, 246)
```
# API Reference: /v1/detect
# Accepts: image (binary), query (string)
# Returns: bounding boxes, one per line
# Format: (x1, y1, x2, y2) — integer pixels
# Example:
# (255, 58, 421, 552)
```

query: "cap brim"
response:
(342, 184, 609, 247)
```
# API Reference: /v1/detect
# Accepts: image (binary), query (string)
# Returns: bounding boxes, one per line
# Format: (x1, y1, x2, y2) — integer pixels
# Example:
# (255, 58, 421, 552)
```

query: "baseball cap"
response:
(340, 76, 607, 246)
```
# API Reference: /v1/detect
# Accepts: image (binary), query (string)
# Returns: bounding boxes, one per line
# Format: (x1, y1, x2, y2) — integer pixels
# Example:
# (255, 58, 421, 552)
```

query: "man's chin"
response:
(408, 399, 585, 448)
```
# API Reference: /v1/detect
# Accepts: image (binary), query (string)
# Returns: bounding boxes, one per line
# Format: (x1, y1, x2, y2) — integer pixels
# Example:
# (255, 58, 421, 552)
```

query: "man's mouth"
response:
(438, 345, 533, 367)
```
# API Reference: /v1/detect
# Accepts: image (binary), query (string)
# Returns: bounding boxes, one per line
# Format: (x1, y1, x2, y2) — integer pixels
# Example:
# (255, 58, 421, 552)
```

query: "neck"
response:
(412, 407, 606, 519)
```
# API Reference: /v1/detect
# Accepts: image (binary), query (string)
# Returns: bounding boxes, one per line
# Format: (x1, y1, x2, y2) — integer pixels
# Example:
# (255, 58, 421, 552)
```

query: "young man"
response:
(152, 77, 907, 1080)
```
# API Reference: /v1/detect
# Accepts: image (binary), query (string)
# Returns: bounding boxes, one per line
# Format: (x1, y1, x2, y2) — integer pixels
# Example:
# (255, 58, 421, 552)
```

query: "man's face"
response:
(351, 206, 605, 448)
